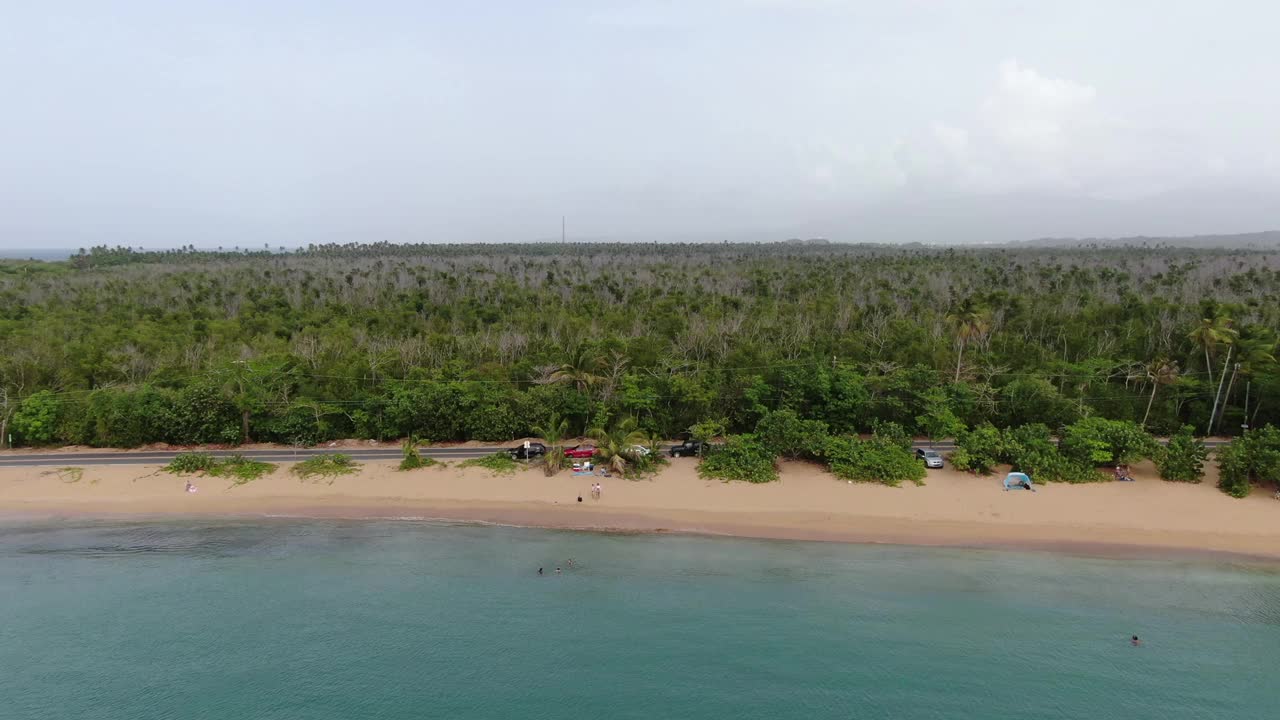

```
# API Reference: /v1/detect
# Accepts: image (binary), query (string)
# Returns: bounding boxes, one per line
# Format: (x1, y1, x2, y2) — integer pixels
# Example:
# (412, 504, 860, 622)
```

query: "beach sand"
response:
(1, 455, 1277, 560)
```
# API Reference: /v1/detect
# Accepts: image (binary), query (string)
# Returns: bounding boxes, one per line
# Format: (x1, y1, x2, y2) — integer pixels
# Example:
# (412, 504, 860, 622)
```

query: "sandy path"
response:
(1, 459, 1277, 560)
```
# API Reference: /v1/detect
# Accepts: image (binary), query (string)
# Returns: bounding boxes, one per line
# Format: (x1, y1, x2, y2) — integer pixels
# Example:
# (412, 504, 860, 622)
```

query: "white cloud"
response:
(893, 59, 1219, 199)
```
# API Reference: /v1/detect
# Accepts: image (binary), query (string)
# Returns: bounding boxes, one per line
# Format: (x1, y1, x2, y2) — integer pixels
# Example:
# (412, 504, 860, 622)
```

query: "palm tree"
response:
(399, 435, 426, 470)
(550, 346, 603, 394)
(1139, 358, 1179, 428)
(947, 303, 992, 382)
(533, 413, 570, 476)
(587, 417, 649, 476)
(1187, 316, 1237, 387)
(1198, 316, 1239, 433)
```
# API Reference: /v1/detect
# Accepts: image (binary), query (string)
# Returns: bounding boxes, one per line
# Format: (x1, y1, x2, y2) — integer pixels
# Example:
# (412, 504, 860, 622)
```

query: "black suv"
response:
(669, 440, 703, 458)
(509, 442, 547, 460)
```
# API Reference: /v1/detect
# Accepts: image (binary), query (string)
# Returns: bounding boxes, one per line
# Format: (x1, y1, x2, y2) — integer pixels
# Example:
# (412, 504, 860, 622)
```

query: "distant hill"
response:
(1016, 231, 1280, 249)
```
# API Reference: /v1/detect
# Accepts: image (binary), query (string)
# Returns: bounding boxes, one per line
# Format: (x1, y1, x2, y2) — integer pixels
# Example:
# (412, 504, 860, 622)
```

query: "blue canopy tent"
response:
(1003, 472, 1034, 491)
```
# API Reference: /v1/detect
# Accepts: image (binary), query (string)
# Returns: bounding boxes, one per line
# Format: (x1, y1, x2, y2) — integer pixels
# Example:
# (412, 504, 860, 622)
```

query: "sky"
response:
(2, 0, 1279, 248)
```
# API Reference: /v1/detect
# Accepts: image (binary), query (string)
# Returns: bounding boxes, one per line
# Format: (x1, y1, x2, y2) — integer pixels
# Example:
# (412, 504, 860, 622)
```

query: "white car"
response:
(628, 445, 652, 457)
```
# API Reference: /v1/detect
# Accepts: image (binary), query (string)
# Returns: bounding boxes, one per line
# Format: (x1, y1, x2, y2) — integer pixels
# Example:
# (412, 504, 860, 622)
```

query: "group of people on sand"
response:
(537, 559, 576, 576)
(576, 482, 603, 504)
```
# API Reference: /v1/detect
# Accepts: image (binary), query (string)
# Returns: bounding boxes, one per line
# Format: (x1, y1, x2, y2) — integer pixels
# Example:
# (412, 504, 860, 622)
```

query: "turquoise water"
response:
(3, 520, 1278, 719)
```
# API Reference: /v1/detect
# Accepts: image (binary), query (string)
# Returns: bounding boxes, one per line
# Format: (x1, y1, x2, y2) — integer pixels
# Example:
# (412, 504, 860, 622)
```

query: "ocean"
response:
(2, 520, 1277, 719)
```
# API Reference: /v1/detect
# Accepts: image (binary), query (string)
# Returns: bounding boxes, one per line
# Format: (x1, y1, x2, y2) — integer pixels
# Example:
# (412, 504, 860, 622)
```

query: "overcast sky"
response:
(3, 0, 1278, 248)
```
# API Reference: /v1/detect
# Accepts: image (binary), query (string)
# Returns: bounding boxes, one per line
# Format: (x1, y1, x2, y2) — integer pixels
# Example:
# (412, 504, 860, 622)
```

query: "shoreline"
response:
(2, 458, 1278, 564)
(5, 495, 1280, 566)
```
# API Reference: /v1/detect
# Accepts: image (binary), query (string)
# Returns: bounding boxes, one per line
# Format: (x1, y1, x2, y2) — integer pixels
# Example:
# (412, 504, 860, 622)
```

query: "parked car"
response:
(915, 448, 944, 469)
(669, 440, 703, 458)
(509, 442, 547, 460)
(564, 444, 597, 459)
(628, 444, 652, 457)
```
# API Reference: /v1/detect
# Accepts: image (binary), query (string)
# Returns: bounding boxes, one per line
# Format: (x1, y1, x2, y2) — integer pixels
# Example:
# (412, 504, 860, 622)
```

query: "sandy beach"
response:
(1, 452, 1278, 561)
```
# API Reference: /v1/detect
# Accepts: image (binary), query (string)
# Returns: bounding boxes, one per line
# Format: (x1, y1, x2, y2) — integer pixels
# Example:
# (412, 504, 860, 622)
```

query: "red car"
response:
(563, 444, 597, 459)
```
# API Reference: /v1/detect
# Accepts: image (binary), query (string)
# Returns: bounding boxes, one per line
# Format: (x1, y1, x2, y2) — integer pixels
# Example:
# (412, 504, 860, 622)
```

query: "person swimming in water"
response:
(555, 567, 562, 574)
(1131, 635, 1141, 646)
(538, 567, 543, 576)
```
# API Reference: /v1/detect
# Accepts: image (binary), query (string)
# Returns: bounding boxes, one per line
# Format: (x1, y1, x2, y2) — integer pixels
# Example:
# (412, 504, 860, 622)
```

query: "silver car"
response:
(916, 448, 944, 469)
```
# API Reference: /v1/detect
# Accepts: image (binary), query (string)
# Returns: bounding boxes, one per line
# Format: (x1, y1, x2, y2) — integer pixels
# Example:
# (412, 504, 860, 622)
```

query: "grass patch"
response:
(293, 453, 360, 482)
(42, 466, 84, 484)
(164, 452, 276, 486)
(457, 452, 519, 475)
(165, 452, 216, 474)
(218, 455, 276, 485)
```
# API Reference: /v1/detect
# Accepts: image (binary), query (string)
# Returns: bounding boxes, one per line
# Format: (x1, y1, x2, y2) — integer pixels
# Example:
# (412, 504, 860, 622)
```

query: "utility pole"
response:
(1242, 381, 1250, 431)
(561, 216, 566, 243)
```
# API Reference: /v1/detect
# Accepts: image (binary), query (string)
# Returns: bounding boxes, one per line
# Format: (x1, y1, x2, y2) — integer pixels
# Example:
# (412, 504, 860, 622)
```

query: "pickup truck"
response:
(669, 440, 703, 458)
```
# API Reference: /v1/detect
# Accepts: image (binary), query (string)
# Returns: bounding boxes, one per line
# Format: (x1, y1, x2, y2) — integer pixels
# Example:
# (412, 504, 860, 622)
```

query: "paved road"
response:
(0, 438, 1229, 467)
(0, 446, 500, 467)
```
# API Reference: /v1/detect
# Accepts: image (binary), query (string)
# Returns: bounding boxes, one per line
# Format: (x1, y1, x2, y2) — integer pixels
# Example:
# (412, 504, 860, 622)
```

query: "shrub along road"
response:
(0, 439, 1232, 468)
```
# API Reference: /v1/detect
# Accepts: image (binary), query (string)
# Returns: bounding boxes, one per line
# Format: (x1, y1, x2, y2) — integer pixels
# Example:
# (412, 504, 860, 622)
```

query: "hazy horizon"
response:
(4, 1, 1279, 248)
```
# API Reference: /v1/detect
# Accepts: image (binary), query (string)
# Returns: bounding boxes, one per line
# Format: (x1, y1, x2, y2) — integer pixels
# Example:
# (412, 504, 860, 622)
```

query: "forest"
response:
(1, 243, 1278, 476)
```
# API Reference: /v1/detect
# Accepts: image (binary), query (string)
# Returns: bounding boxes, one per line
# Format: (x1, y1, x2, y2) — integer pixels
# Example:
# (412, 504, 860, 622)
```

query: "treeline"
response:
(2, 243, 1279, 456)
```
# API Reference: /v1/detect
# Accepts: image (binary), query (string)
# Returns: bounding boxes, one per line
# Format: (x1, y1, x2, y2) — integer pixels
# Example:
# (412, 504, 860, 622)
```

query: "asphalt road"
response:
(0, 438, 1229, 467)
(0, 443, 955, 467)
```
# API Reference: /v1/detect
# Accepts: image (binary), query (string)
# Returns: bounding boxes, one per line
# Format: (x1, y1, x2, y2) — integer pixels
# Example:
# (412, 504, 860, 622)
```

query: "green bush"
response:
(1217, 441, 1252, 498)
(999, 423, 1103, 483)
(217, 455, 276, 484)
(869, 420, 913, 450)
(164, 452, 276, 485)
(457, 452, 519, 475)
(915, 387, 965, 444)
(697, 434, 778, 483)
(1215, 425, 1280, 498)
(165, 452, 217, 474)
(754, 409, 828, 459)
(293, 453, 359, 480)
(1060, 417, 1157, 467)
(1243, 425, 1280, 484)
(397, 438, 440, 471)
(951, 422, 1002, 474)
(13, 390, 61, 445)
(1156, 425, 1207, 483)
(822, 435, 925, 487)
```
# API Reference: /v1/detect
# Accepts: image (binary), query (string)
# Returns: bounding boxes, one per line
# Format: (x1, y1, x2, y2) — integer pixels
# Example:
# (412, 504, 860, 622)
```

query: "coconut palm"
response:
(947, 303, 992, 382)
(549, 346, 603, 394)
(1139, 358, 1179, 428)
(1187, 316, 1237, 387)
(1198, 316, 1239, 432)
(533, 413, 570, 476)
(587, 417, 649, 476)
(399, 435, 425, 470)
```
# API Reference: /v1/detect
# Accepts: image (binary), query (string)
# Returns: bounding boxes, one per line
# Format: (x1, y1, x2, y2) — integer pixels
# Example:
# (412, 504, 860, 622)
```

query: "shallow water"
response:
(3, 519, 1277, 719)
